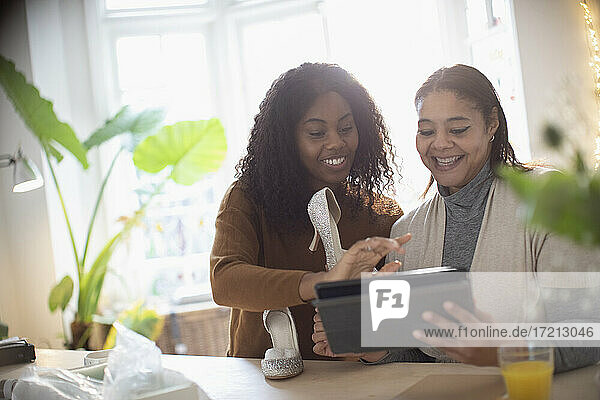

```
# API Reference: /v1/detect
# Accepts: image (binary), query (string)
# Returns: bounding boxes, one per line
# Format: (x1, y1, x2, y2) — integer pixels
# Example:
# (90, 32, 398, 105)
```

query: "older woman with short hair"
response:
(313, 64, 600, 371)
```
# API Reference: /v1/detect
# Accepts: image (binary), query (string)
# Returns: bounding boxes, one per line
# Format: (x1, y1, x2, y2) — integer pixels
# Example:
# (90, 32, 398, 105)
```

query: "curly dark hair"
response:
(415, 64, 530, 195)
(235, 62, 399, 229)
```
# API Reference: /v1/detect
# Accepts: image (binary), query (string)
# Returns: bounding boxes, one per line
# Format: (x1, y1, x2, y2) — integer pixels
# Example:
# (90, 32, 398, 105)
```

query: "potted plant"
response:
(0, 55, 227, 348)
(0, 321, 7, 340)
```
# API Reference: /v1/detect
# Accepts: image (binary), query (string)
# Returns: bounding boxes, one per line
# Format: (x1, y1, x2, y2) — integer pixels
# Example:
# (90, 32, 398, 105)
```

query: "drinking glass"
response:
(498, 346, 554, 400)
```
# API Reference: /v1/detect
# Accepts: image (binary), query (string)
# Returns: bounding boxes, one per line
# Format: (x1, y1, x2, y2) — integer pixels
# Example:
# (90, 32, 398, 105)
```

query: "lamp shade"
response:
(12, 150, 43, 193)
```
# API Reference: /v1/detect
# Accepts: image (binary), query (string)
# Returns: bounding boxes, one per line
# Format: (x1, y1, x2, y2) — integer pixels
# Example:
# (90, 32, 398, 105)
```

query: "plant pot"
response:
(70, 320, 92, 350)
(88, 322, 112, 350)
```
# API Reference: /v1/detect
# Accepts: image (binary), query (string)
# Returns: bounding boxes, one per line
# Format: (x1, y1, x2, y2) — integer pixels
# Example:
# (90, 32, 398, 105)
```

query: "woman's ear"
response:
(487, 107, 500, 138)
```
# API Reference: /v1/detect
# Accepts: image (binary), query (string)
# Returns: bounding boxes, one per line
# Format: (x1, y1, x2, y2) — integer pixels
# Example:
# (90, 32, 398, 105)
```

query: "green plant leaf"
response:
(502, 166, 600, 246)
(103, 301, 164, 349)
(133, 118, 227, 185)
(0, 55, 88, 168)
(77, 205, 148, 322)
(130, 108, 166, 133)
(499, 167, 540, 201)
(83, 106, 165, 151)
(0, 320, 8, 339)
(543, 123, 563, 149)
(83, 106, 135, 149)
(47, 144, 64, 163)
(78, 233, 120, 322)
(48, 275, 74, 312)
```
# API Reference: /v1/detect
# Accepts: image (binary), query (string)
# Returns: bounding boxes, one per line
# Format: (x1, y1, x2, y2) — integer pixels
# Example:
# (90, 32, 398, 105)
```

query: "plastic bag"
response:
(11, 366, 102, 400)
(103, 322, 164, 399)
(9, 323, 205, 400)
(104, 322, 208, 399)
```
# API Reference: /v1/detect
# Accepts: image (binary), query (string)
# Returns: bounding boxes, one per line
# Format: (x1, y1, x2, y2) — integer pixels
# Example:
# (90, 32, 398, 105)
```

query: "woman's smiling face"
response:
(295, 91, 359, 191)
(416, 90, 498, 194)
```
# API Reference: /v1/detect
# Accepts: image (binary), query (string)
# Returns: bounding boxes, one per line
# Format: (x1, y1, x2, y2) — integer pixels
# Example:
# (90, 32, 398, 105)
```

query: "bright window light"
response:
(241, 13, 327, 118)
(94, 0, 527, 307)
(105, 0, 208, 10)
(116, 33, 213, 122)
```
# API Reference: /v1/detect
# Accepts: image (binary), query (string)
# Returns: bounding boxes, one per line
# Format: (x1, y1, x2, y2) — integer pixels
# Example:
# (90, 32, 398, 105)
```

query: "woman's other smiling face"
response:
(295, 91, 359, 191)
(416, 90, 498, 194)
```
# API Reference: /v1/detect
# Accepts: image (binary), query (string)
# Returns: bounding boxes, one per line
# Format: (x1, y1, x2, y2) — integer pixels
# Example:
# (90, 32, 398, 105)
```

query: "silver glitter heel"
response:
(307, 187, 345, 270)
(261, 308, 304, 379)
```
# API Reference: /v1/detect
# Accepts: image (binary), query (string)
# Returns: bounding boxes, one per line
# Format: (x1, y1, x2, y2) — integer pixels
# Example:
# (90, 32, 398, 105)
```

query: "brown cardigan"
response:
(210, 181, 402, 359)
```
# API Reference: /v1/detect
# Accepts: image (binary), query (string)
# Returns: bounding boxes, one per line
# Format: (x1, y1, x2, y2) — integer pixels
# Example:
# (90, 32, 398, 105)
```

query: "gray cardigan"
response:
(382, 168, 600, 372)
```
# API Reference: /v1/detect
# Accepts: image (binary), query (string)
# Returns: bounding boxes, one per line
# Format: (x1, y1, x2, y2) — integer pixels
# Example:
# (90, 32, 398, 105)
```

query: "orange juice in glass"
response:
(498, 347, 554, 400)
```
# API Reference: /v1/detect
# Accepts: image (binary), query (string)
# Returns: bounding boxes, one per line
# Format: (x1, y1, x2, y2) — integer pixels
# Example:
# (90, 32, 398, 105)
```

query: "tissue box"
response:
(133, 370, 208, 400)
(134, 383, 204, 400)
(71, 364, 209, 400)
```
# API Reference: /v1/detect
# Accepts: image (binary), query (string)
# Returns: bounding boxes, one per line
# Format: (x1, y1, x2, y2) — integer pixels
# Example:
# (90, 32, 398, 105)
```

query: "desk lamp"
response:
(0, 146, 44, 192)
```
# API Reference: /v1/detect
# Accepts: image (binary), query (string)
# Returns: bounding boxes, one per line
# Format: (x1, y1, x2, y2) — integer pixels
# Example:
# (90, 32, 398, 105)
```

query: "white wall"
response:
(0, 0, 63, 347)
(513, 0, 599, 165)
(0, 0, 103, 347)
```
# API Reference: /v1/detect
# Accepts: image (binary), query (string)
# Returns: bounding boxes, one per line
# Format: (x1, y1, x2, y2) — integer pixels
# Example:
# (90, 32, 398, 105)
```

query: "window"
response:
(466, 0, 531, 161)
(105, 0, 209, 11)
(239, 12, 327, 118)
(86, 0, 527, 311)
(115, 33, 214, 121)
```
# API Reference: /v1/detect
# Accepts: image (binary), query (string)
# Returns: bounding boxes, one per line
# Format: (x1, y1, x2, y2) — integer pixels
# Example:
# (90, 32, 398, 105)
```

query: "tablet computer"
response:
(314, 267, 457, 299)
(311, 267, 474, 354)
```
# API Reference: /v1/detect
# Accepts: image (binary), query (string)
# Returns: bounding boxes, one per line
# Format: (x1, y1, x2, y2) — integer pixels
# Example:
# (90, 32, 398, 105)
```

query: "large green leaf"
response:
(49, 275, 74, 312)
(133, 118, 227, 185)
(83, 106, 165, 151)
(0, 55, 88, 168)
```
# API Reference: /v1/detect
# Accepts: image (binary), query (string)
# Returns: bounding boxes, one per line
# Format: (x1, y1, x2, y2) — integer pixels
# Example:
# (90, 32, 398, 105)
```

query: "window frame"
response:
(82, 0, 530, 307)
(83, 0, 327, 306)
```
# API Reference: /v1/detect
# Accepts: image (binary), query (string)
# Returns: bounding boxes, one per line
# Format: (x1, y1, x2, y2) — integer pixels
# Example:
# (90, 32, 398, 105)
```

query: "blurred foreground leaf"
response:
(501, 167, 600, 246)
(103, 301, 164, 349)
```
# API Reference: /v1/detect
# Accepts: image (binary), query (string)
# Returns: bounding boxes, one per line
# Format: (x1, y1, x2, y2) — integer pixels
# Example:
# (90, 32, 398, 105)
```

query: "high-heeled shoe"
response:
(261, 308, 304, 379)
(260, 188, 343, 379)
(307, 187, 345, 270)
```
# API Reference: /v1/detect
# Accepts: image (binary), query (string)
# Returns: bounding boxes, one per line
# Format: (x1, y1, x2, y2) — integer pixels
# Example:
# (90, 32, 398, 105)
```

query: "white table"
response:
(0, 349, 598, 399)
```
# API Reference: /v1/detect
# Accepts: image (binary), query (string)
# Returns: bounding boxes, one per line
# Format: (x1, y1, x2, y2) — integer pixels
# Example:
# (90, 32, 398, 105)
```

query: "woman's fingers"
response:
(422, 310, 460, 331)
(347, 237, 400, 257)
(357, 233, 411, 258)
(313, 340, 336, 357)
(329, 233, 411, 281)
(313, 312, 322, 323)
(313, 321, 324, 333)
(313, 311, 327, 344)
(443, 301, 481, 324)
(379, 260, 402, 273)
(394, 233, 412, 247)
(312, 330, 328, 343)
(412, 329, 451, 349)
(313, 340, 332, 357)
(438, 346, 499, 367)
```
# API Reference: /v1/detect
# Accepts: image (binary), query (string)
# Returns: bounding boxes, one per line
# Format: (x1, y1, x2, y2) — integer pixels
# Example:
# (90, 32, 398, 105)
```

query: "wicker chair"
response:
(155, 305, 230, 356)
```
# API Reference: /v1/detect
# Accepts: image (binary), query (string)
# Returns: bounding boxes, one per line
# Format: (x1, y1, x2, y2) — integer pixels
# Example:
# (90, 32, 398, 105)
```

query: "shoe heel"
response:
(261, 308, 303, 379)
(308, 187, 345, 270)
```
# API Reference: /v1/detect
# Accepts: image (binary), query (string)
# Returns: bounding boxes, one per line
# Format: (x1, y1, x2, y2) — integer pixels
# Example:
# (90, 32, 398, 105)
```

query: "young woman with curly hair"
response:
(210, 62, 407, 360)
